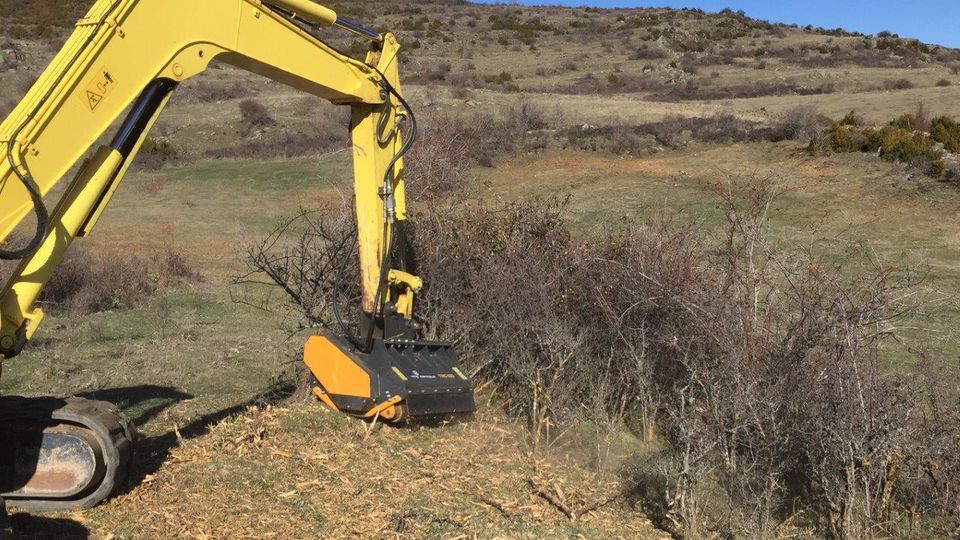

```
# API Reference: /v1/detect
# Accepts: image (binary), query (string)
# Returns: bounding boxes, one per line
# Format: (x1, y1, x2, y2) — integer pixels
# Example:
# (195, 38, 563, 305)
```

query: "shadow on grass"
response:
(77, 384, 194, 426)
(8, 513, 90, 539)
(4, 382, 297, 537)
(98, 381, 299, 495)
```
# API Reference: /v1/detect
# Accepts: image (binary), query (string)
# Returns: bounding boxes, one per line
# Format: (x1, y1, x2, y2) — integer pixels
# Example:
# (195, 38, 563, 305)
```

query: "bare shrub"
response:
(631, 45, 670, 60)
(406, 102, 551, 195)
(450, 84, 472, 99)
(616, 180, 943, 538)
(239, 99, 275, 127)
(211, 106, 349, 159)
(773, 105, 828, 141)
(38, 245, 200, 315)
(207, 127, 347, 160)
(404, 112, 474, 199)
(153, 247, 203, 284)
(562, 113, 771, 154)
(937, 78, 953, 87)
(134, 137, 179, 170)
(192, 81, 252, 103)
(237, 206, 360, 335)
(651, 79, 836, 101)
(882, 78, 915, 91)
(245, 182, 955, 538)
(561, 125, 658, 155)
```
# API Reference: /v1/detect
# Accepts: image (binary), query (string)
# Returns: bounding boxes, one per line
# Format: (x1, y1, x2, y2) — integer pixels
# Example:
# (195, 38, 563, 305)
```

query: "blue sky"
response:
(477, 1, 960, 48)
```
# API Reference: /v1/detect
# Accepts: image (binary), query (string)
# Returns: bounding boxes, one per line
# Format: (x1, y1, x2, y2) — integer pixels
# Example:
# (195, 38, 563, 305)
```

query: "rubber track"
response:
(0, 396, 136, 512)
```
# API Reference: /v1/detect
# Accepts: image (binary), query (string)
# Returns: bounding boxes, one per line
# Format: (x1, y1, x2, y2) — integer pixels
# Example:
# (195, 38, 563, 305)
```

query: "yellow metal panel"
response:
(303, 336, 371, 399)
(80, 87, 175, 237)
(0, 0, 383, 246)
(262, 0, 338, 26)
(350, 35, 410, 314)
(1, 147, 123, 348)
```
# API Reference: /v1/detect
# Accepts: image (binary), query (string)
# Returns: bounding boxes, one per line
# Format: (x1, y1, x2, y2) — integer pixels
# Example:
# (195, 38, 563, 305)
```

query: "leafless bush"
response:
(211, 106, 349, 159)
(191, 80, 253, 103)
(553, 72, 667, 95)
(404, 112, 474, 199)
(561, 125, 659, 155)
(237, 206, 361, 335)
(38, 245, 200, 315)
(405, 103, 551, 196)
(562, 113, 771, 154)
(651, 79, 836, 101)
(773, 105, 829, 141)
(611, 180, 948, 538)
(207, 127, 347, 160)
(244, 180, 955, 537)
(631, 45, 670, 60)
(882, 78, 915, 91)
(239, 99, 275, 128)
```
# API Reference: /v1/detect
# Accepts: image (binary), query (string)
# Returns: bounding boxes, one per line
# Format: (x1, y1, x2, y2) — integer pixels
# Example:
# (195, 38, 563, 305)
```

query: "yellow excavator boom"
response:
(0, 0, 406, 354)
(0, 0, 473, 519)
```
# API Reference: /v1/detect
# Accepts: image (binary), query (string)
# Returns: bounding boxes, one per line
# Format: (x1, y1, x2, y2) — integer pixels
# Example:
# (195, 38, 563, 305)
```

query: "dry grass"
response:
(81, 402, 661, 539)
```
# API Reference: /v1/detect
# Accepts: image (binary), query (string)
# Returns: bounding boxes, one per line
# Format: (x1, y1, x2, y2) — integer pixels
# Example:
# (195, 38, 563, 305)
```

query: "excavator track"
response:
(0, 396, 135, 512)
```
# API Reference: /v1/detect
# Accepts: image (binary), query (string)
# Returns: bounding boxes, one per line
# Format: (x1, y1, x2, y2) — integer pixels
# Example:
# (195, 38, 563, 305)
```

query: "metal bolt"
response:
(0, 336, 13, 350)
(380, 90, 388, 100)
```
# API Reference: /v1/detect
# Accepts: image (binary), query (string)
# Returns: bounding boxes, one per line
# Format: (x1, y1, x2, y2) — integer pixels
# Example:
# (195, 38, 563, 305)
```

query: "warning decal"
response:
(86, 90, 103, 110)
(80, 67, 115, 111)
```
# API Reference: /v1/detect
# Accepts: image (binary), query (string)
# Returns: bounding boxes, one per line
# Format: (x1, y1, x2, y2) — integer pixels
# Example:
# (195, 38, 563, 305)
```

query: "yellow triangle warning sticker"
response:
(86, 90, 103, 110)
(79, 66, 115, 112)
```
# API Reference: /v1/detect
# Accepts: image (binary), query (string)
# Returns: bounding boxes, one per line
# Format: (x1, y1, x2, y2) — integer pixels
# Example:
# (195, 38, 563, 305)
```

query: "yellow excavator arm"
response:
(0, 0, 411, 355)
(0, 0, 473, 519)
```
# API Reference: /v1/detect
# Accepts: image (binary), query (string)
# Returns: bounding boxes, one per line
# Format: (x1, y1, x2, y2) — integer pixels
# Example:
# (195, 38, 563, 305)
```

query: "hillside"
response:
(2, 1, 960, 539)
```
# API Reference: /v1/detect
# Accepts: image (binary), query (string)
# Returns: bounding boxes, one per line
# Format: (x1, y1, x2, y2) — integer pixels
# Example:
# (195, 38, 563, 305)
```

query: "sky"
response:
(477, 1, 960, 48)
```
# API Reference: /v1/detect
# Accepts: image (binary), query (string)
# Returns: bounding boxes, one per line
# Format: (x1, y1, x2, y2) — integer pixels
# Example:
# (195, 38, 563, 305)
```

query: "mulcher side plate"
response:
(303, 335, 476, 419)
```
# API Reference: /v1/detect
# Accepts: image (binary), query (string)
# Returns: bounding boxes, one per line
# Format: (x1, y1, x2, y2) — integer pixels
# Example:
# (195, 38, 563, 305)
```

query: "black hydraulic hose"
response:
(1, 1, 124, 260)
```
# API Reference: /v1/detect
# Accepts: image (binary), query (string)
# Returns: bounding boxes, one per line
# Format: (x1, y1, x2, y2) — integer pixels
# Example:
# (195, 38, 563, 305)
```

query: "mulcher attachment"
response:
(304, 335, 475, 422)
(0, 397, 135, 512)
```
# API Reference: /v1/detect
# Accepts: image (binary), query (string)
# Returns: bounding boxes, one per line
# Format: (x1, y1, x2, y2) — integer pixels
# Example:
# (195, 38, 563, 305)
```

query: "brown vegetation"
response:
(245, 175, 959, 538)
(882, 78, 915, 91)
(38, 245, 200, 315)
(135, 137, 180, 170)
(190, 80, 254, 103)
(238, 99, 275, 128)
